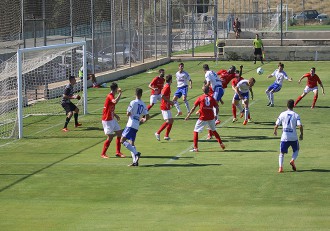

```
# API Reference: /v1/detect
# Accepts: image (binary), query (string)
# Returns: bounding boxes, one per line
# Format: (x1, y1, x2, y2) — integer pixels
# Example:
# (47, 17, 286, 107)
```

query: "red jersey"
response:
(217, 69, 236, 88)
(102, 92, 116, 121)
(160, 83, 171, 110)
(150, 76, 165, 95)
(231, 76, 244, 87)
(303, 73, 322, 88)
(194, 94, 218, 121)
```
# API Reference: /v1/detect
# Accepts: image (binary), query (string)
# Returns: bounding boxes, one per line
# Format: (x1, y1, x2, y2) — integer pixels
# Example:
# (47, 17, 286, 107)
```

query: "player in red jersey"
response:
(147, 69, 165, 111)
(294, 67, 325, 109)
(185, 85, 225, 152)
(155, 75, 175, 141)
(217, 65, 237, 89)
(100, 82, 125, 159)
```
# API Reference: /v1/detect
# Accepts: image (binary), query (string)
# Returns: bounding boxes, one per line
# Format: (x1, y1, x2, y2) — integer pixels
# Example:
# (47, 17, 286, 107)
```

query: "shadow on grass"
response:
(142, 156, 193, 159)
(297, 169, 330, 173)
(142, 163, 222, 167)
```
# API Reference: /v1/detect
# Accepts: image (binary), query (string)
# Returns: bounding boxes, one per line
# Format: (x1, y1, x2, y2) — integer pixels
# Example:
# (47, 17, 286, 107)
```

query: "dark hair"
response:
(69, 75, 75, 80)
(110, 82, 118, 91)
(203, 64, 209, 70)
(287, 99, 294, 109)
(165, 74, 172, 83)
(278, 62, 284, 68)
(203, 85, 210, 94)
(311, 67, 316, 71)
(228, 65, 236, 73)
(179, 62, 184, 67)
(136, 88, 143, 97)
(159, 69, 165, 73)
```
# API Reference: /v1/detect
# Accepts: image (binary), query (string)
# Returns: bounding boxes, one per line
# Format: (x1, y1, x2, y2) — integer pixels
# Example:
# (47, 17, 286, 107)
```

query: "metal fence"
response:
(0, 0, 329, 66)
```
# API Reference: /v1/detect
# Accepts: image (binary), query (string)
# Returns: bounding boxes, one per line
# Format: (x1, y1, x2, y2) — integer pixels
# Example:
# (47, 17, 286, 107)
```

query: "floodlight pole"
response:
(280, 0, 283, 46)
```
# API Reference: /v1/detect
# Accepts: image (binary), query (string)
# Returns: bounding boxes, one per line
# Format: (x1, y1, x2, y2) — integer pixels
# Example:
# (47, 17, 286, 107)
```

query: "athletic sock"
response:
(208, 129, 213, 138)
(236, 104, 243, 112)
(265, 91, 271, 102)
(116, 136, 121, 153)
(270, 93, 274, 104)
(64, 117, 71, 128)
(212, 130, 223, 144)
(184, 100, 190, 112)
(123, 141, 137, 155)
(193, 131, 198, 149)
(279, 153, 284, 168)
(157, 122, 168, 134)
(292, 150, 298, 161)
(312, 95, 318, 107)
(74, 113, 78, 125)
(244, 108, 249, 121)
(102, 139, 111, 155)
(173, 101, 181, 112)
(232, 104, 237, 118)
(295, 96, 303, 106)
(165, 123, 173, 137)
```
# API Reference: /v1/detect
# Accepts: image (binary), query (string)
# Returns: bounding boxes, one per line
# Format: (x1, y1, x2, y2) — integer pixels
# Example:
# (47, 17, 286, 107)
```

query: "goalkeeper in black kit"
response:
(61, 75, 82, 132)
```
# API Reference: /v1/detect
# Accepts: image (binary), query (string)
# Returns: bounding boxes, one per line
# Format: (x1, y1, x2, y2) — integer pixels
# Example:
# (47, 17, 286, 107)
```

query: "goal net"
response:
(0, 41, 88, 139)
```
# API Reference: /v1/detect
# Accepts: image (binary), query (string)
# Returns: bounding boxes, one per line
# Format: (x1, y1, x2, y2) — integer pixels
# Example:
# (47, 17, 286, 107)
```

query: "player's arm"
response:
(319, 80, 325, 95)
(298, 125, 303, 140)
(189, 78, 193, 89)
(114, 113, 120, 121)
(249, 87, 254, 100)
(239, 65, 243, 77)
(112, 88, 122, 104)
(148, 80, 157, 92)
(185, 104, 198, 120)
(273, 124, 279, 136)
(161, 94, 174, 105)
(234, 86, 242, 99)
(140, 114, 150, 124)
(298, 74, 306, 84)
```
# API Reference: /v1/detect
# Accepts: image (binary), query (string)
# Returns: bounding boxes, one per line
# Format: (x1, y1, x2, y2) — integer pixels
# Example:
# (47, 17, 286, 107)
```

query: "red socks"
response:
(165, 123, 173, 137)
(193, 132, 198, 149)
(101, 139, 110, 155)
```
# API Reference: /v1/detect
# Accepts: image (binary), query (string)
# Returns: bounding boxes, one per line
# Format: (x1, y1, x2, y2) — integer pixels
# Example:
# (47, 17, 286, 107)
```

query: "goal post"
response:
(0, 41, 88, 139)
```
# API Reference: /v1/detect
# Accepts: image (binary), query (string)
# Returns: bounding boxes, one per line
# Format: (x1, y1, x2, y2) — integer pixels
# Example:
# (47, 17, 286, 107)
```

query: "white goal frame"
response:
(16, 41, 88, 139)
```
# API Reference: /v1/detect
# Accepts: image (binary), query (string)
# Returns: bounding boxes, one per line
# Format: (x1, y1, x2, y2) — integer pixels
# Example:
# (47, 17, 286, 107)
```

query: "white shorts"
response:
(303, 86, 318, 93)
(194, 119, 216, 133)
(150, 94, 162, 104)
(161, 110, 173, 120)
(102, 120, 121, 135)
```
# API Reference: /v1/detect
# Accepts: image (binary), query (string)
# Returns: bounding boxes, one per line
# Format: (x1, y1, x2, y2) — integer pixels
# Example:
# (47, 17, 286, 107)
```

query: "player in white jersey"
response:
(121, 88, 150, 166)
(233, 78, 256, 125)
(274, 99, 303, 173)
(172, 63, 192, 116)
(265, 62, 292, 107)
(203, 64, 224, 125)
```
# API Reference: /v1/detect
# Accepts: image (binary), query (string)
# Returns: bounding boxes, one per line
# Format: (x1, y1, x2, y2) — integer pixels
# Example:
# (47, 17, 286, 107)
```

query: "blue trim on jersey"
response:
(122, 127, 138, 142)
(267, 83, 282, 92)
(234, 91, 249, 101)
(280, 140, 299, 154)
(213, 85, 224, 102)
(174, 85, 188, 98)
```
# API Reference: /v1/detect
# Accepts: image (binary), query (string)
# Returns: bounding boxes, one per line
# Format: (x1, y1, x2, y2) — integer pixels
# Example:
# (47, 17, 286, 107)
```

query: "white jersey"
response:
(205, 70, 222, 89)
(236, 80, 250, 93)
(126, 99, 148, 130)
(175, 70, 191, 88)
(271, 69, 289, 86)
(276, 109, 302, 141)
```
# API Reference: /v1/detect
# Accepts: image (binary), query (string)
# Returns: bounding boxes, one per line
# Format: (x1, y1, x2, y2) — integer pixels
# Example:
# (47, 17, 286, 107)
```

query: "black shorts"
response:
(254, 48, 262, 56)
(61, 102, 77, 114)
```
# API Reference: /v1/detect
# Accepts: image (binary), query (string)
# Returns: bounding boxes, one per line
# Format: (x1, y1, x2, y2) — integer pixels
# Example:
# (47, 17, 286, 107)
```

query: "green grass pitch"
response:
(0, 60, 329, 230)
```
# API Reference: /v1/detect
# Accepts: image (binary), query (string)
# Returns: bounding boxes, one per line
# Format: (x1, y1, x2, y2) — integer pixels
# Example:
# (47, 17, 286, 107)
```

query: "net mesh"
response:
(0, 44, 84, 138)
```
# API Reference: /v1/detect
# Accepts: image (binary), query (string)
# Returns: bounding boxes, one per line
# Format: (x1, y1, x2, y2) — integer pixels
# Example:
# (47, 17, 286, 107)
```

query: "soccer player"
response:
(121, 88, 150, 167)
(100, 82, 125, 159)
(61, 75, 82, 132)
(78, 62, 99, 88)
(253, 33, 264, 64)
(203, 64, 224, 125)
(147, 69, 165, 111)
(294, 67, 325, 109)
(274, 99, 303, 173)
(172, 63, 192, 116)
(155, 75, 175, 141)
(265, 62, 293, 107)
(185, 85, 225, 152)
(217, 65, 237, 90)
(233, 78, 256, 125)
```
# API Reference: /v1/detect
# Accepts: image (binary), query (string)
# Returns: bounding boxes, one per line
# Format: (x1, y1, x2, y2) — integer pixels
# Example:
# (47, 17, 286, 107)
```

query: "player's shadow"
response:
(142, 163, 222, 168)
(220, 135, 277, 140)
(148, 112, 162, 119)
(297, 169, 330, 173)
(82, 127, 103, 131)
(224, 149, 274, 153)
(142, 156, 193, 159)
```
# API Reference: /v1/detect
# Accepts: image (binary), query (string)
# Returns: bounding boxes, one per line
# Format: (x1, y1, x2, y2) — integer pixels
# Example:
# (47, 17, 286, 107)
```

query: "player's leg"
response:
(311, 88, 319, 108)
(295, 86, 309, 107)
(73, 105, 82, 127)
(190, 119, 205, 152)
(182, 94, 190, 113)
(173, 91, 182, 116)
(121, 128, 139, 165)
(214, 87, 224, 124)
(242, 98, 249, 125)
(115, 129, 125, 157)
(155, 110, 169, 140)
(208, 120, 225, 150)
(289, 141, 299, 171)
(164, 117, 174, 140)
(278, 141, 289, 173)
(265, 87, 272, 106)
(233, 94, 242, 122)
(62, 103, 72, 131)
(147, 95, 156, 111)
(101, 134, 115, 159)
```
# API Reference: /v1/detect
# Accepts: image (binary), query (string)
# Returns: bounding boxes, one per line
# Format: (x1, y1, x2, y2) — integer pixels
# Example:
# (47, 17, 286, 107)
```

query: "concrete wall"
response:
(223, 46, 330, 61)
